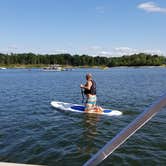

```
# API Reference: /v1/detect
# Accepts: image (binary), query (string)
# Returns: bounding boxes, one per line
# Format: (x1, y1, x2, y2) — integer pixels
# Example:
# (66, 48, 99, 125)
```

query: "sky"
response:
(0, 0, 166, 57)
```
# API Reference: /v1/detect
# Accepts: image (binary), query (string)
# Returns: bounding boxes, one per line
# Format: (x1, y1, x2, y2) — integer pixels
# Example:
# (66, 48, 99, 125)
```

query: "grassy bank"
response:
(0, 64, 50, 68)
(0, 64, 109, 69)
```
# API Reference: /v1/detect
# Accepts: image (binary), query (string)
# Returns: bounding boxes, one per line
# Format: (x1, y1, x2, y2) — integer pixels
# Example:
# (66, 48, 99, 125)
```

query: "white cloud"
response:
(82, 45, 164, 57)
(114, 47, 164, 55)
(89, 46, 102, 50)
(114, 47, 164, 56)
(99, 51, 112, 56)
(114, 47, 139, 55)
(115, 47, 137, 53)
(0, 44, 19, 54)
(138, 2, 166, 13)
(97, 47, 164, 57)
(0, 44, 164, 57)
(8, 44, 18, 50)
(142, 49, 163, 55)
(52, 49, 68, 54)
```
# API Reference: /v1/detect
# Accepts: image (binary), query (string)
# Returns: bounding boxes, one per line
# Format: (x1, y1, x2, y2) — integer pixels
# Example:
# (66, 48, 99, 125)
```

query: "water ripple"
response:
(0, 68, 166, 165)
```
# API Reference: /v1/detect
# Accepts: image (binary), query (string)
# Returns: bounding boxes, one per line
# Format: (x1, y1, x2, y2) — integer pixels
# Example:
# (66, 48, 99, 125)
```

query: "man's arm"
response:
(81, 81, 92, 90)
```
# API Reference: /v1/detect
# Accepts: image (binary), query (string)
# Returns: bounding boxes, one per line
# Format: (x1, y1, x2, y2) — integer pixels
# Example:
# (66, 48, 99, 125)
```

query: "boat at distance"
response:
(43, 64, 73, 71)
(0, 67, 7, 70)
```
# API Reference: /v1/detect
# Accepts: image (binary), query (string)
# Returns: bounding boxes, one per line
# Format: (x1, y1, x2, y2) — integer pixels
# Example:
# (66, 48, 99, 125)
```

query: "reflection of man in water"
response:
(77, 114, 101, 154)
(80, 73, 102, 112)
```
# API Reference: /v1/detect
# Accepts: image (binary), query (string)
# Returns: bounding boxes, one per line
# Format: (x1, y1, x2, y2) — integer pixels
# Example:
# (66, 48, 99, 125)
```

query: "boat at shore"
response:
(43, 67, 62, 71)
(43, 64, 63, 71)
(0, 67, 7, 70)
(43, 64, 73, 71)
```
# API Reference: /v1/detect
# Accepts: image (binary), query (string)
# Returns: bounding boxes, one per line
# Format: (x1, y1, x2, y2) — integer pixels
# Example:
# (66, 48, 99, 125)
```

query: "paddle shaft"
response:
(81, 88, 85, 104)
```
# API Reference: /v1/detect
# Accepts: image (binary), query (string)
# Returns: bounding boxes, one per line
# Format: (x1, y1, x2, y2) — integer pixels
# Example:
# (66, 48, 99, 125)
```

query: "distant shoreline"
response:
(0, 53, 166, 68)
(0, 64, 166, 69)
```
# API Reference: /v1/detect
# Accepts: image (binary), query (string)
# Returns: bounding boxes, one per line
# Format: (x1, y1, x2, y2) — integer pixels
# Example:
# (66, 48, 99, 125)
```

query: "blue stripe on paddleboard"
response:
(71, 106, 112, 113)
(71, 106, 85, 111)
(103, 110, 112, 113)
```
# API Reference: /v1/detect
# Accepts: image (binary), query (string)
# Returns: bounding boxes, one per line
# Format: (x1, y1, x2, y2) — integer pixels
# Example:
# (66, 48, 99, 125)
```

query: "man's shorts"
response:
(85, 95, 97, 109)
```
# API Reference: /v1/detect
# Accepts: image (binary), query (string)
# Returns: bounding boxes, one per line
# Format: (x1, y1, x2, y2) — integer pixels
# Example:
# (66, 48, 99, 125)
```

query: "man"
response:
(80, 73, 102, 112)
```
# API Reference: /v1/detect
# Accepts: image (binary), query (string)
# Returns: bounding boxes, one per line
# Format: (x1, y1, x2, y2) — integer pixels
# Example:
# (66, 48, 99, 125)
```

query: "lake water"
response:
(0, 67, 166, 166)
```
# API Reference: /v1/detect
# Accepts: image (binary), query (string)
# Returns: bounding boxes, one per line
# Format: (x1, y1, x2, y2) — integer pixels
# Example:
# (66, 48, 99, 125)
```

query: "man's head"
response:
(86, 73, 92, 80)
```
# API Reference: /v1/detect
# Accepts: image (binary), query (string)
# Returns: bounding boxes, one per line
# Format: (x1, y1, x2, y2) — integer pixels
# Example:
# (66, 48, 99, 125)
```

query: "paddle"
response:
(81, 87, 85, 104)
(83, 94, 166, 166)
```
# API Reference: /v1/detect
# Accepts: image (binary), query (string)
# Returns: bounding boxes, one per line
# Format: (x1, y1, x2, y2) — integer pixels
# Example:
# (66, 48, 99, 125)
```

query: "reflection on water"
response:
(79, 114, 101, 154)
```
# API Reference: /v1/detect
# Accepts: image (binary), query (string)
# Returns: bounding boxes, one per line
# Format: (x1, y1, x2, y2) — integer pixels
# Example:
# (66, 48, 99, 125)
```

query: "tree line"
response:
(0, 52, 165, 67)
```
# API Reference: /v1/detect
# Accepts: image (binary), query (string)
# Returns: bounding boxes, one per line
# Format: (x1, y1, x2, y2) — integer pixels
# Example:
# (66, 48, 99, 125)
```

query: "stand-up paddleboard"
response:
(51, 101, 122, 116)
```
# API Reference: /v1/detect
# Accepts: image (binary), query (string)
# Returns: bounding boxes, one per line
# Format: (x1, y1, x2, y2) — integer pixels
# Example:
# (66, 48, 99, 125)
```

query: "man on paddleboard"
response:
(80, 73, 102, 112)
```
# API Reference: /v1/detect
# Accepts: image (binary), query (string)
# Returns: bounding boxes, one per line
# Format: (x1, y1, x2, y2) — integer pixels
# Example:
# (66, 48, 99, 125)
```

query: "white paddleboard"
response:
(51, 101, 122, 116)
